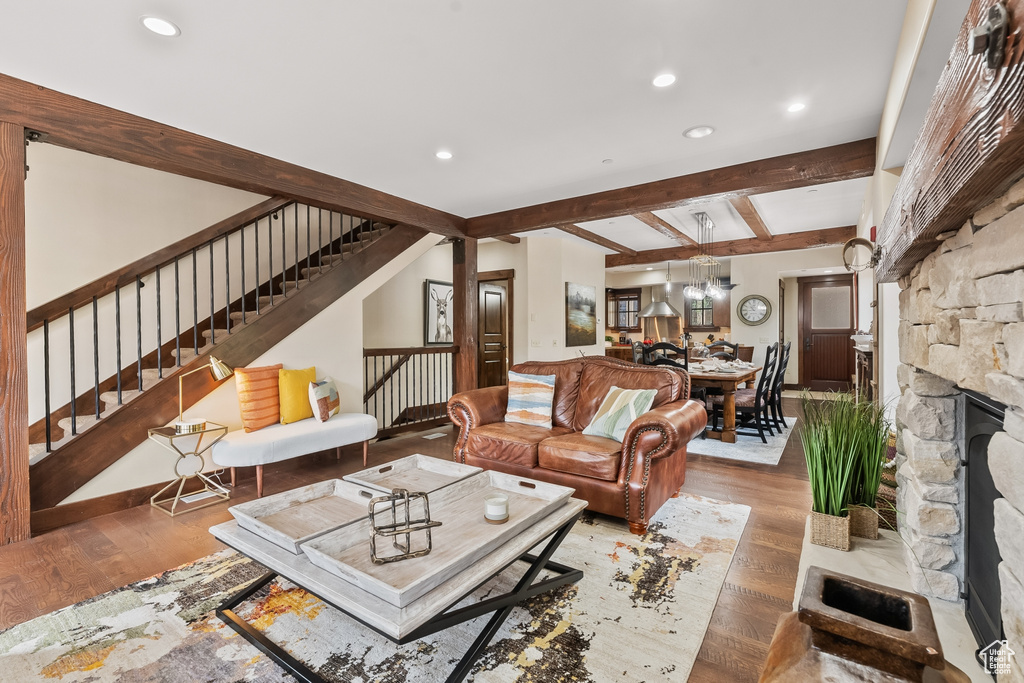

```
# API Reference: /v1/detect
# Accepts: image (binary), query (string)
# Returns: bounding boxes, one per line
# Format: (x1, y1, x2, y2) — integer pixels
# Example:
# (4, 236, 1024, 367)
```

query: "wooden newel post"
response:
(0, 121, 31, 544)
(452, 237, 479, 395)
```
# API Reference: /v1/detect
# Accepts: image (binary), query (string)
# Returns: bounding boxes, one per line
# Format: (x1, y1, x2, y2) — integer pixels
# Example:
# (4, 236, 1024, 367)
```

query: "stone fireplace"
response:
(895, 179, 1024, 678)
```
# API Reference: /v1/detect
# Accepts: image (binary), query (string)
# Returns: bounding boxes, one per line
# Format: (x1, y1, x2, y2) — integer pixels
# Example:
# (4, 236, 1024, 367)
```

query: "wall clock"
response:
(737, 295, 772, 326)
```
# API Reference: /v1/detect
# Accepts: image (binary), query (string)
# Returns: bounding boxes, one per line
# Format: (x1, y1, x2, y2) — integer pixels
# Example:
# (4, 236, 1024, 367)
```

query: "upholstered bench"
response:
(211, 412, 378, 497)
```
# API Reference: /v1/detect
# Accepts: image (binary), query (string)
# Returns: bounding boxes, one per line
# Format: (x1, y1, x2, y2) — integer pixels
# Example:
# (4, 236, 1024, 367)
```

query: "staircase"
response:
(26, 198, 419, 514)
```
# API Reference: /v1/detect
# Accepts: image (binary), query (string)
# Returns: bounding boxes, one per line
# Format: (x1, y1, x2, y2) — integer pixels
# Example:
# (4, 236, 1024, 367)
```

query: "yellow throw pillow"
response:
(279, 367, 317, 424)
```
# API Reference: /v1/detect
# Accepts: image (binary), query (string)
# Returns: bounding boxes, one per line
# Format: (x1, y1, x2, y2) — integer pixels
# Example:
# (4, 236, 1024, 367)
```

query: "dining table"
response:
(688, 365, 762, 443)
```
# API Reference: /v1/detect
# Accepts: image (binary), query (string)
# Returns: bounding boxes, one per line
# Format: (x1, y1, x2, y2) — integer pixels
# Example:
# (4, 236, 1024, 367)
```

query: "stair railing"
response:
(27, 199, 389, 462)
(363, 347, 457, 437)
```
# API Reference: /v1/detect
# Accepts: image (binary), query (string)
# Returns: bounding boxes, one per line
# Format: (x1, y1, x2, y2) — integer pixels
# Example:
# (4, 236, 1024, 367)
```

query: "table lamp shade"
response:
(175, 356, 235, 434)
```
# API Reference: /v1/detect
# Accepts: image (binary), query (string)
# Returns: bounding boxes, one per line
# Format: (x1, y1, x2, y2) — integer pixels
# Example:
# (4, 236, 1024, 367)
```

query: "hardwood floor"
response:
(0, 398, 811, 681)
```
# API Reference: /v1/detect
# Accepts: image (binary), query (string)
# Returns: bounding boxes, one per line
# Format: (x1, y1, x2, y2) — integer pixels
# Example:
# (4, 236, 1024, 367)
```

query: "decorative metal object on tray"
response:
(368, 488, 442, 564)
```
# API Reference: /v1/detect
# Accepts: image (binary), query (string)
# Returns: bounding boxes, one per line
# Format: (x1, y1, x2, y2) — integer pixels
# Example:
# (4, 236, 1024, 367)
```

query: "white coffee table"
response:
(210, 480, 586, 683)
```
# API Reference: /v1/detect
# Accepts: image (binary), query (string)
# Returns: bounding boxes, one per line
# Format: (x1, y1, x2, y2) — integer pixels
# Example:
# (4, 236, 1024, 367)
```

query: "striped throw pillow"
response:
(235, 364, 284, 432)
(505, 371, 557, 428)
(582, 386, 657, 443)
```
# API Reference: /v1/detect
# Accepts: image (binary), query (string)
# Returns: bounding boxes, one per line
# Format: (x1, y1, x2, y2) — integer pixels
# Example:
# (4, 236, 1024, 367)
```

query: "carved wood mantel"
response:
(877, 0, 1024, 281)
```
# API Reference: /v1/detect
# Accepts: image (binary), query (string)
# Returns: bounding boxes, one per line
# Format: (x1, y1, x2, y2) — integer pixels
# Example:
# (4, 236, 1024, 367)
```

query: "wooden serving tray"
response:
(228, 479, 379, 553)
(301, 471, 575, 607)
(342, 454, 481, 494)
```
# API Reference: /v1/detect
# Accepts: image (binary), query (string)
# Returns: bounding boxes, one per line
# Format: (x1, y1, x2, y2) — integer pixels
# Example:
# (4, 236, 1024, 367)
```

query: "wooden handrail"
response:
(363, 346, 459, 357)
(26, 197, 291, 332)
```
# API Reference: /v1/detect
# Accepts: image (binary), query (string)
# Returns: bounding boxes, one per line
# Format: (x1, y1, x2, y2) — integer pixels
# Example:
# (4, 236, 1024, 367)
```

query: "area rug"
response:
(688, 417, 799, 466)
(0, 493, 750, 682)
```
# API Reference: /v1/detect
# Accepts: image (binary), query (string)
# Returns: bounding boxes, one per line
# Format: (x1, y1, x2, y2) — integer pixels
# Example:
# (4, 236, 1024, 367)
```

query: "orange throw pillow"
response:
(235, 364, 283, 432)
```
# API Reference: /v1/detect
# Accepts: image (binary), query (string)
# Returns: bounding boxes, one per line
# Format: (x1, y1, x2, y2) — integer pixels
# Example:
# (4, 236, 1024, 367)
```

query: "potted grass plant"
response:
(848, 400, 890, 539)
(800, 394, 862, 551)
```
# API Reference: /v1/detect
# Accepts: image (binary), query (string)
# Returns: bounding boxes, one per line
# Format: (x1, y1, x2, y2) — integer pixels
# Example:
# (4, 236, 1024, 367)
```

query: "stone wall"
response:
(896, 180, 1024, 682)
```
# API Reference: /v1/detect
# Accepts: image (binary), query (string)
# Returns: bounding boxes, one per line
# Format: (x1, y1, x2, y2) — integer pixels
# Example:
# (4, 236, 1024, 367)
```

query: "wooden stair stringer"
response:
(28, 223, 426, 511)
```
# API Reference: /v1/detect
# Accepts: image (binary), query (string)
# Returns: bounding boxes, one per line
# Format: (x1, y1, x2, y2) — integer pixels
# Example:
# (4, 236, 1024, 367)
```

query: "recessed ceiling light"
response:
(787, 102, 806, 113)
(435, 150, 453, 160)
(140, 16, 180, 37)
(646, 267, 654, 271)
(652, 74, 676, 88)
(683, 126, 715, 139)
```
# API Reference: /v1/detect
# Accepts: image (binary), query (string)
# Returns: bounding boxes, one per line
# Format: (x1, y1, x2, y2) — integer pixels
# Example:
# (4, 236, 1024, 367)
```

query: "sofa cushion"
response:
(211, 412, 378, 467)
(538, 433, 622, 482)
(466, 422, 572, 468)
(572, 364, 682, 432)
(582, 386, 657, 442)
(505, 371, 556, 428)
(510, 360, 584, 429)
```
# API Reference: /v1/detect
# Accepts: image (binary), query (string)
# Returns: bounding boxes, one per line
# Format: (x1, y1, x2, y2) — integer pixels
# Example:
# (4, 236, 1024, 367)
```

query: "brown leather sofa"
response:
(447, 356, 707, 535)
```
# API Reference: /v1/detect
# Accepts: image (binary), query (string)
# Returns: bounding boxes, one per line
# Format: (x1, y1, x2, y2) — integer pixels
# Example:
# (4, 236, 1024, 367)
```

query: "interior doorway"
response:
(478, 270, 514, 388)
(798, 273, 855, 392)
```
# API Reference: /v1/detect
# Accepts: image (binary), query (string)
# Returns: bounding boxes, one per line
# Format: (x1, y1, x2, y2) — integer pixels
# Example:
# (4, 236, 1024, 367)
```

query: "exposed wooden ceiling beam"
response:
(0, 73, 466, 237)
(632, 212, 696, 246)
(605, 225, 855, 268)
(729, 196, 773, 241)
(492, 234, 521, 244)
(465, 138, 875, 238)
(558, 224, 637, 256)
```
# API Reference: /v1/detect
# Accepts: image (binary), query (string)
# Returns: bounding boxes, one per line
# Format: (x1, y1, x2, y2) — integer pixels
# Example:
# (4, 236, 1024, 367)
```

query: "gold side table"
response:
(148, 423, 230, 517)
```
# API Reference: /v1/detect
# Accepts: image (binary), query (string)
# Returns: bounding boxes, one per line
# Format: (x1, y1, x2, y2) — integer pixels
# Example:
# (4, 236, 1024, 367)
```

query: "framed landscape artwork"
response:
(565, 282, 597, 347)
(424, 280, 454, 346)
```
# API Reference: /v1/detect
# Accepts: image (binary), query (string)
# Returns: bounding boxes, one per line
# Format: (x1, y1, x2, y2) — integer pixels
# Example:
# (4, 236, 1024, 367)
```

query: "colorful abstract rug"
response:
(0, 493, 750, 682)
(688, 416, 799, 466)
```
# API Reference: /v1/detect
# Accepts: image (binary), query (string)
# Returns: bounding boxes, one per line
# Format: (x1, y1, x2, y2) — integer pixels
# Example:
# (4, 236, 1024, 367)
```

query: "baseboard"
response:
(783, 383, 804, 391)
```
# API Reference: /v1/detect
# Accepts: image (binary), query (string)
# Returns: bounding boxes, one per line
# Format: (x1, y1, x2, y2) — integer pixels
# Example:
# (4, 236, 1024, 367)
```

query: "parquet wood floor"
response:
(0, 398, 811, 681)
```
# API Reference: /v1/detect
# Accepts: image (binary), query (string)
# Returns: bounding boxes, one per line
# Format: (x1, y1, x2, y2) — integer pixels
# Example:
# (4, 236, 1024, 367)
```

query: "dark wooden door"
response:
(478, 281, 509, 388)
(799, 274, 854, 392)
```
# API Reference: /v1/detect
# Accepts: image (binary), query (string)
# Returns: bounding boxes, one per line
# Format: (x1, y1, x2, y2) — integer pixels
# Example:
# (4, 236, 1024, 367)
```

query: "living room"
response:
(1, 1, 1023, 681)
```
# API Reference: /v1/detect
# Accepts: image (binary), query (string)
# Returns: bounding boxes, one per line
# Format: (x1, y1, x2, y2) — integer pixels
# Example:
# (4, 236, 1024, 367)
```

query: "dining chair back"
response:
(707, 340, 739, 361)
(709, 341, 779, 443)
(769, 341, 792, 430)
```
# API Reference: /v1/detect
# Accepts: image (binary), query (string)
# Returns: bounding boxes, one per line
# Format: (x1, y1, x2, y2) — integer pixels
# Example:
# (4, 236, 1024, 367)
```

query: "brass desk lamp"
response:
(175, 356, 234, 434)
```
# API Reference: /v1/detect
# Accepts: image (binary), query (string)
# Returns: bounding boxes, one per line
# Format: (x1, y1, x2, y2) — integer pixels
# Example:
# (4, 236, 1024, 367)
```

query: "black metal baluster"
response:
(115, 287, 122, 405)
(294, 203, 299, 291)
(174, 259, 181, 367)
(306, 204, 311, 280)
(136, 276, 143, 393)
(364, 355, 369, 414)
(317, 208, 323, 275)
(43, 320, 51, 451)
(69, 306, 77, 435)
(225, 236, 232, 335)
(268, 213, 275, 307)
(419, 353, 424, 423)
(328, 211, 334, 266)
(92, 297, 100, 419)
(209, 242, 216, 345)
(241, 223, 247, 325)
(192, 248, 199, 354)
(156, 268, 163, 378)
(254, 217, 261, 315)
(281, 209, 287, 298)
(397, 355, 402, 426)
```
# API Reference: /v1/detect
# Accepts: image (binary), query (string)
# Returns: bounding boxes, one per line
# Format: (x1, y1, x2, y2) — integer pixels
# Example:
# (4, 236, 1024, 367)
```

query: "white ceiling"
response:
(575, 216, 679, 252)
(751, 176, 872, 234)
(655, 202, 755, 243)
(0, 1, 907, 218)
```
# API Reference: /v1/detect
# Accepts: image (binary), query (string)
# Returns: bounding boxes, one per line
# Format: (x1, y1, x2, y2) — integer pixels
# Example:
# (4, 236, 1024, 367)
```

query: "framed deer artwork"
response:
(424, 280, 455, 346)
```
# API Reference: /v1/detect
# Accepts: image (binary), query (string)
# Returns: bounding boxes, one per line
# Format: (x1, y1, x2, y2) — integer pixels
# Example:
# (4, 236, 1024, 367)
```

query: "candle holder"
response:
(484, 494, 509, 524)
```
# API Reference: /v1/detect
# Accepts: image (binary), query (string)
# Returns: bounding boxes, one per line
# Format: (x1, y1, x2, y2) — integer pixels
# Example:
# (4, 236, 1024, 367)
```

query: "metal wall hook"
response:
(970, 2, 1008, 70)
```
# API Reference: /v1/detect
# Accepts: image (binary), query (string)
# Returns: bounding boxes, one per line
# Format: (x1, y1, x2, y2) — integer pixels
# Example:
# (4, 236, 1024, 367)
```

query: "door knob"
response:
(804, 337, 811, 350)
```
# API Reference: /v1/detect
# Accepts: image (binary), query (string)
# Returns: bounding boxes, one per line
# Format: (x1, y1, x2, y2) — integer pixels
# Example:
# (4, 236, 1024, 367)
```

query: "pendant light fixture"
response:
(684, 212, 726, 301)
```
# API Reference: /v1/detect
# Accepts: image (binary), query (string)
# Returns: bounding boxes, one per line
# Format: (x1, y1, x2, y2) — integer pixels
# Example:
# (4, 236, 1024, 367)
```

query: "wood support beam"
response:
(728, 196, 773, 241)
(452, 238, 479, 394)
(606, 225, 855, 268)
(29, 225, 426, 510)
(557, 224, 637, 255)
(877, 0, 1024, 280)
(632, 212, 696, 246)
(0, 73, 464, 237)
(492, 235, 521, 244)
(465, 138, 876, 238)
(0, 121, 30, 544)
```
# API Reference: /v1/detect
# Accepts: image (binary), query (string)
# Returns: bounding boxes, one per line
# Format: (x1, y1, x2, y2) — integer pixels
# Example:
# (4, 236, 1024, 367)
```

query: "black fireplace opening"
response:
(962, 389, 1006, 650)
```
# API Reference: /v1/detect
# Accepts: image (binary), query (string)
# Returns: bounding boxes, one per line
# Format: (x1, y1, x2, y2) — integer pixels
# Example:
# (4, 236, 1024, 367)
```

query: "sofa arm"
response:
(619, 399, 708, 528)
(447, 386, 509, 463)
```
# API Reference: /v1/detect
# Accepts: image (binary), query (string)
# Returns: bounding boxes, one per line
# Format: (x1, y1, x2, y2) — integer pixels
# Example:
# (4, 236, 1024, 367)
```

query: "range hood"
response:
(639, 285, 683, 318)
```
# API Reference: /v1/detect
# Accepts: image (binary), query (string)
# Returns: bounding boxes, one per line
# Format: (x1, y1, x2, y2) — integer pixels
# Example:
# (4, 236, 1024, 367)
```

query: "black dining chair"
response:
(768, 341, 792, 431)
(642, 342, 689, 371)
(707, 340, 738, 361)
(631, 341, 645, 364)
(708, 342, 779, 444)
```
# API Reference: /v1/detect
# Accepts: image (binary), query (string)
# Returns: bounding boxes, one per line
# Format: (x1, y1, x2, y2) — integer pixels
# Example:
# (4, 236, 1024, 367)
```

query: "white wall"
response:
(782, 277, 800, 384)
(24, 143, 266, 308)
(729, 246, 845, 372)
(479, 239, 529, 364)
(62, 233, 439, 504)
(363, 241, 453, 348)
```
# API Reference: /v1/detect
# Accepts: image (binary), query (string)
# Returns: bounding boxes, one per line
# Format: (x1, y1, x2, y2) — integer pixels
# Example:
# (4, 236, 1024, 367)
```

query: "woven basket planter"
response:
(810, 511, 850, 551)
(849, 505, 879, 539)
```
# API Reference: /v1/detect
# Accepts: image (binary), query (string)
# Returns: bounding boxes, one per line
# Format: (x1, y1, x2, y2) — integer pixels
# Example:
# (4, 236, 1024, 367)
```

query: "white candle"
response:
(485, 495, 509, 519)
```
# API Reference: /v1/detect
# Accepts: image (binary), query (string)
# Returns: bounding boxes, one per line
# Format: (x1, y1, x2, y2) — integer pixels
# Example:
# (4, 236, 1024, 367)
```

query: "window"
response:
(689, 296, 713, 327)
(606, 288, 641, 331)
